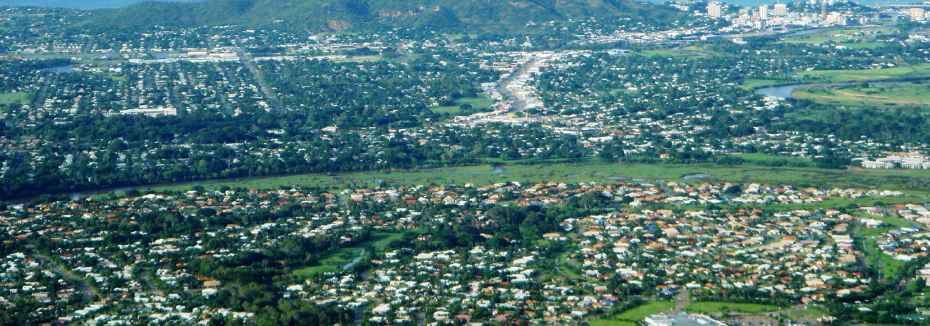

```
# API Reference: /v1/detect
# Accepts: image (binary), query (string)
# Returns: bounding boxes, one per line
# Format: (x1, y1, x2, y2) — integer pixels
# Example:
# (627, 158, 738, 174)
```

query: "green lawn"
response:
(635, 50, 705, 58)
(864, 213, 916, 229)
(590, 320, 638, 326)
(856, 227, 894, 238)
(0, 92, 30, 105)
(616, 301, 676, 320)
(371, 232, 407, 250)
(431, 106, 463, 114)
(457, 97, 496, 109)
(733, 153, 813, 166)
(793, 83, 930, 108)
(864, 237, 907, 280)
(144, 161, 930, 197)
(739, 79, 782, 90)
(440, 165, 497, 173)
(591, 301, 675, 326)
(684, 302, 782, 314)
(430, 97, 497, 115)
(789, 308, 828, 323)
(292, 247, 363, 277)
(795, 63, 930, 83)
(780, 26, 893, 47)
(292, 231, 409, 278)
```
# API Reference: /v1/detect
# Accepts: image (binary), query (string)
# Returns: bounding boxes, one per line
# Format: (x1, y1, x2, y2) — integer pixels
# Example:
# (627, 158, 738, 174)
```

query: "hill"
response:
(75, 0, 688, 34)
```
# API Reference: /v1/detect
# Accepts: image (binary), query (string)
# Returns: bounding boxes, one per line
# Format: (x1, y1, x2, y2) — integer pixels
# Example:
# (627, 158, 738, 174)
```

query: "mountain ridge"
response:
(74, 0, 688, 34)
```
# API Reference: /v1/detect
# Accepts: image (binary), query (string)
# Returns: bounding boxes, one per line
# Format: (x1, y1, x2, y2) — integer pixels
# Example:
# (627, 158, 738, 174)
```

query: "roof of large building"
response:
(645, 313, 727, 326)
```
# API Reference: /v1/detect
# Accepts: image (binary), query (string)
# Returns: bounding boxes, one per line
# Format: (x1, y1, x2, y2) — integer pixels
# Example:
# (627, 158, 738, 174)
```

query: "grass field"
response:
(292, 247, 362, 277)
(795, 64, 930, 83)
(291, 231, 408, 278)
(793, 83, 930, 108)
(0, 92, 30, 105)
(615, 301, 676, 320)
(733, 153, 813, 166)
(441, 165, 497, 172)
(864, 237, 907, 280)
(780, 26, 893, 48)
(430, 97, 497, 114)
(789, 308, 828, 323)
(739, 79, 783, 90)
(591, 301, 675, 326)
(856, 227, 893, 238)
(684, 302, 782, 314)
(143, 161, 930, 199)
(637, 50, 703, 58)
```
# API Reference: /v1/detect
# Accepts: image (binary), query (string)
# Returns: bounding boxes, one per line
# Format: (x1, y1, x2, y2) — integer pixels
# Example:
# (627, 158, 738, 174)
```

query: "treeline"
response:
(774, 98, 930, 144)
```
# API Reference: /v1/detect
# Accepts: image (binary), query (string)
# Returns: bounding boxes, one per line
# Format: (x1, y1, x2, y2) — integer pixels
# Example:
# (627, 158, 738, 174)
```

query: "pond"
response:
(40, 65, 76, 73)
(683, 174, 712, 180)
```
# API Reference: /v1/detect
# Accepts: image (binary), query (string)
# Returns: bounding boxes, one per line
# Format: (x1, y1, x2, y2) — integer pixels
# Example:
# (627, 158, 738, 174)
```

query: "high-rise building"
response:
(708, 1, 723, 18)
(911, 8, 926, 20)
(821, 1, 828, 19)
(774, 3, 788, 16)
(759, 5, 769, 20)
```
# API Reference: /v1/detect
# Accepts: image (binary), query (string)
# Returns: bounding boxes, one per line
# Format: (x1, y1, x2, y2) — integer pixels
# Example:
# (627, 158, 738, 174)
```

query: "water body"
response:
(40, 65, 76, 73)
(754, 84, 803, 98)
(342, 249, 366, 271)
(683, 174, 713, 180)
(433, 166, 507, 174)
(754, 79, 928, 99)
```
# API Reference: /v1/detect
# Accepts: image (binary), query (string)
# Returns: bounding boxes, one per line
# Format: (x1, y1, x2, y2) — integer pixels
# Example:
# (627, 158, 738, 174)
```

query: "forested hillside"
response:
(75, 0, 689, 33)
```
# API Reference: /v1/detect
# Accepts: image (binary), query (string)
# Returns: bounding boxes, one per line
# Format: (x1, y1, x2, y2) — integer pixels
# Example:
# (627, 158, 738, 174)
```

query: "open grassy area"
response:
(0, 92, 30, 105)
(780, 26, 893, 47)
(795, 63, 930, 83)
(291, 231, 410, 278)
(863, 237, 907, 280)
(733, 153, 813, 166)
(615, 301, 676, 320)
(371, 232, 407, 250)
(430, 97, 497, 114)
(144, 161, 930, 198)
(441, 165, 497, 172)
(739, 79, 782, 90)
(793, 83, 930, 108)
(292, 246, 362, 277)
(684, 302, 782, 314)
(863, 236, 908, 280)
(591, 301, 675, 326)
(590, 320, 638, 326)
(636, 50, 703, 58)
(788, 308, 828, 323)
